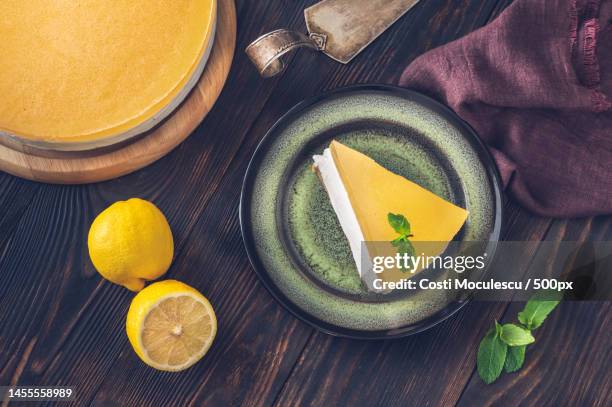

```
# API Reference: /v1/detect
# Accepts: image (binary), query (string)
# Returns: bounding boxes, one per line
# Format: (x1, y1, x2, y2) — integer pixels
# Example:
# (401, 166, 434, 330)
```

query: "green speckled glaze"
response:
(289, 164, 364, 293)
(242, 86, 501, 335)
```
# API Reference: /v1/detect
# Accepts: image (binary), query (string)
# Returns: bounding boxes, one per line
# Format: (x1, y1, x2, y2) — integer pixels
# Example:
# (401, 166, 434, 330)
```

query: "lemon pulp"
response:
(143, 295, 215, 367)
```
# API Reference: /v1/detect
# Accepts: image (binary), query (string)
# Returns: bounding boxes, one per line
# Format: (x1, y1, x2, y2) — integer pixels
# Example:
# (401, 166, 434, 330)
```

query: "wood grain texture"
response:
(0, 0, 610, 406)
(0, 175, 40, 251)
(0, 0, 236, 184)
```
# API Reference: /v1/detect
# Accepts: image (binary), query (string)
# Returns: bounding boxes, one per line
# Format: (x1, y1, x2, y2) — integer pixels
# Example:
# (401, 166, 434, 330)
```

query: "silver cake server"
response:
(246, 0, 421, 78)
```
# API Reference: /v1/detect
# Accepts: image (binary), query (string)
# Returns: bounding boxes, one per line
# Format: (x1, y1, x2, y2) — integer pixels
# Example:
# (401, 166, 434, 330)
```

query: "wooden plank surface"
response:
(0, 0, 610, 406)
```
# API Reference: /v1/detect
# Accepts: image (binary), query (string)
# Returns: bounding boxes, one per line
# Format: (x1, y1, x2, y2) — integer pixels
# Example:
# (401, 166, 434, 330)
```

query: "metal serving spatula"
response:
(246, 0, 421, 78)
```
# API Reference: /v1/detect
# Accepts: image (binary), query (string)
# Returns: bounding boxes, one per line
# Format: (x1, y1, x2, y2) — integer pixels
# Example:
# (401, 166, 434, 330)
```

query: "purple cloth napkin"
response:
(399, 0, 612, 217)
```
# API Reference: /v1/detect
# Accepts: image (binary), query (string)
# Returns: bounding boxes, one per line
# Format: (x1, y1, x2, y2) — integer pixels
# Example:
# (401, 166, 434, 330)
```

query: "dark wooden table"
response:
(1, 1, 610, 406)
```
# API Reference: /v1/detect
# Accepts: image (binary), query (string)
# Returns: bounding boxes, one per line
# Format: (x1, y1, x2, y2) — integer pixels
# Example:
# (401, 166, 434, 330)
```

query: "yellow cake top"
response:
(330, 140, 468, 243)
(329, 140, 469, 283)
(0, 0, 216, 143)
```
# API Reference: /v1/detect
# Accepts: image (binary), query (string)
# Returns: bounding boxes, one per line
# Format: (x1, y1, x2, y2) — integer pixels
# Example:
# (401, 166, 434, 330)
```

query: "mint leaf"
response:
(518, 294, 561, 330)
(392, 238, 416, 257)
(477, 328, 508, 384)
(391, 236, 405, 245)
(500, 324, 534, 346)
(387, 213, 411, 235)
(504, 345, 526, 373)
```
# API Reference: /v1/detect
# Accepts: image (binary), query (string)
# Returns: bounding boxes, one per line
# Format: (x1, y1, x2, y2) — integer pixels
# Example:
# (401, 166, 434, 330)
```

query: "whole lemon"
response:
(88, 198, 174, 291)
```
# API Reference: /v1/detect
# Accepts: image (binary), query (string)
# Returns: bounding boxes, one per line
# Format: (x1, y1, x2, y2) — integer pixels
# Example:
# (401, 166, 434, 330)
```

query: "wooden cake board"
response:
(0, 0, 236, 184)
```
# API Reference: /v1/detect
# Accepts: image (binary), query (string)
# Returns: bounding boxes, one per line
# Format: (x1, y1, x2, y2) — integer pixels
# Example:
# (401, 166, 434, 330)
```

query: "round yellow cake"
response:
(0, 0, 216, 148)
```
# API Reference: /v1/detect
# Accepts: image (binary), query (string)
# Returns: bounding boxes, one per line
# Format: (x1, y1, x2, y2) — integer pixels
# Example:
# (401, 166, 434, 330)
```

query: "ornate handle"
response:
(246, 29, 324, 78)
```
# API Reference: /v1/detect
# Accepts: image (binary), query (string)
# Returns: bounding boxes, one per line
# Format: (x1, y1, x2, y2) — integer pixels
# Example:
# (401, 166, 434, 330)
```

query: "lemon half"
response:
(126, 280, 217, 371)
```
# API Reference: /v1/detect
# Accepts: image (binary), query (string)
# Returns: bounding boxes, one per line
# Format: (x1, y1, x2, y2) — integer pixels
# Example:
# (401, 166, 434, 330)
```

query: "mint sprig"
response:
(476, 293, 561, 384)
(387, 213, 416, 268)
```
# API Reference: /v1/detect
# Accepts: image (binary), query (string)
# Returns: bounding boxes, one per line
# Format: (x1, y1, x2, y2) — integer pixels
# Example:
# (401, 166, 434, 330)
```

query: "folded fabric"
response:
(399, 0, 612, 217)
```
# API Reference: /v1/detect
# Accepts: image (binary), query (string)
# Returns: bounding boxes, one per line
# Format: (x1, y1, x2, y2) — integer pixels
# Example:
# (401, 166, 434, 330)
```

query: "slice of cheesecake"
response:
(313, 140, 469, 292)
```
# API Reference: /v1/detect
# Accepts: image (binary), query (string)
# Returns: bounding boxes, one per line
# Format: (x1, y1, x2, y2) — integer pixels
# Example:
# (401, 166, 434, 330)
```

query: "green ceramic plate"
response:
(240, 85, 502, 339)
